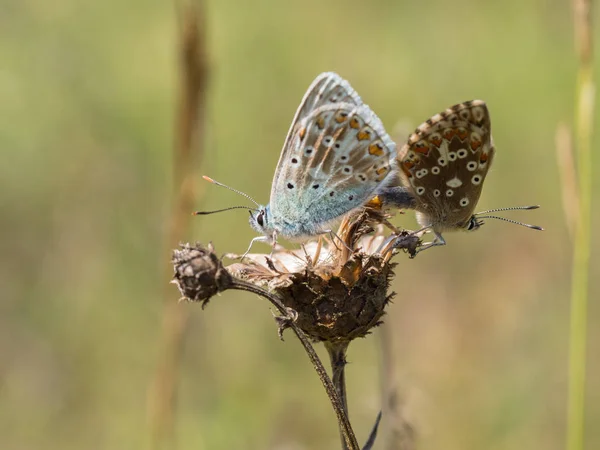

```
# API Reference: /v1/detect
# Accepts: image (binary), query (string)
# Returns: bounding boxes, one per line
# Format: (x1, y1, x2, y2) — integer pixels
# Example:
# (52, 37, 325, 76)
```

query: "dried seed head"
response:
(228, 210, 404, 342)
(274, 253, 395, 342)
(171, 243, 232, 306)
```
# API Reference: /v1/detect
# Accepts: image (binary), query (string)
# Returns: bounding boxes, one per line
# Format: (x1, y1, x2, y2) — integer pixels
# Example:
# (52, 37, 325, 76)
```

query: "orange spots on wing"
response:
(414, 141, 430, 154)
(335, 111, 349, 123)
(368, 141, 385, 156)
(367, 195, 383, 208)
(443, 128, 456, 141)
(470, 139, 482, 151)
(401, 161, 414, 178)
(376, 166, 388, 175)
(298, 127, 306, 140)
(429, 135, 442, 147)
(357, 127, 372, 141)
(456, 127, 468, 141)
(480, 152, 489, 163)
(349, 117, 360, 129)
(316, 116, 325, 129)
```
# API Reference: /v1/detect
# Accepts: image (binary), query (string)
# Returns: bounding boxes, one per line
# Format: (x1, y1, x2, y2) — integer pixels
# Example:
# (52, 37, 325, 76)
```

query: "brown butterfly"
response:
(375, 100, 542, 253)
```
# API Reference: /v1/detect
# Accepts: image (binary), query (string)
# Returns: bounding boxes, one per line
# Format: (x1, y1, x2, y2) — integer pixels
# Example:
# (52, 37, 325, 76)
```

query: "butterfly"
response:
(197, 72, 398, 256)
(374, 100, 542, 253)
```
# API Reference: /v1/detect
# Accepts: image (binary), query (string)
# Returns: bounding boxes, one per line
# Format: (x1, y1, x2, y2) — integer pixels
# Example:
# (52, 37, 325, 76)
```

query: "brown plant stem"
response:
(148, 2, 208, 449)
(231, 280, 360, 450)
(325, 341, 351, 450)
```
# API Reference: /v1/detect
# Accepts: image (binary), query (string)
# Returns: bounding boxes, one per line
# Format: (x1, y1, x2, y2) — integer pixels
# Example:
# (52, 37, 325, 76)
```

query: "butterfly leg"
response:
(415, 231, 446, 254)
(241, 236, 270, 260)
(268, 231, 279, 259)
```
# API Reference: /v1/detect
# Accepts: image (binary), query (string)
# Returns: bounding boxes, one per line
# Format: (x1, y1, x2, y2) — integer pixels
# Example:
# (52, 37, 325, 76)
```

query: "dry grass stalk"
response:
(148, 2, 208, 449)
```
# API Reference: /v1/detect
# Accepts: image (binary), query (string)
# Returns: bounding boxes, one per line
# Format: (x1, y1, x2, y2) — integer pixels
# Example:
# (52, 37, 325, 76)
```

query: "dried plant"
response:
(171, 208, 419, 449)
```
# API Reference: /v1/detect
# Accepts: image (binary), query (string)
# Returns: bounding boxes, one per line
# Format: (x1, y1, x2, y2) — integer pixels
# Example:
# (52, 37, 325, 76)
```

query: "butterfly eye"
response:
(257, 210, 265, 227)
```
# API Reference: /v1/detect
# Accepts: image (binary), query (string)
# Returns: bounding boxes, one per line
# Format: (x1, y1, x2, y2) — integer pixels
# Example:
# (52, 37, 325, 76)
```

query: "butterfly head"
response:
(464, 215, 485, 232)
(248, 205, 274, 237)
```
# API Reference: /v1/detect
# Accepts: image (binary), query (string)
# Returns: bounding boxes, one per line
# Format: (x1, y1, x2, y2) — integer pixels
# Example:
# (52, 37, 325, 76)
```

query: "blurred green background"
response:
(1, 0, 598, 449)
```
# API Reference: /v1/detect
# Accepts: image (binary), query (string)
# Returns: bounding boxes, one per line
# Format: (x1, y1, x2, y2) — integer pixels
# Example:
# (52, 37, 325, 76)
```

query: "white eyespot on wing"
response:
(416, 168, 429, 178)
(355, 173, 368, 183)
(433, 189, 441, 197)
(416, 186, 426, 195)
(341, 165, 353, 175)
(323, 136, 334, 147)
(471, 174, 483, 185)
(459, 197, 470, 207)
(438, 156, 447, 167)
(431, 166, 441, 175)
(446, 177, 463, 188)
(457, 149, 468, 159)
(448, 151, 457, 161)
(466, 161, 478, 171)
(446, 189, 454, 197)
(304, 146, 315, 157)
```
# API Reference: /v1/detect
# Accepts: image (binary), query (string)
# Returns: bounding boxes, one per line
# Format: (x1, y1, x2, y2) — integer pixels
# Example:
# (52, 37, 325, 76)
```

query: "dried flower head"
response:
(171, 242, 232, 306)
(226, 209, 419, 342)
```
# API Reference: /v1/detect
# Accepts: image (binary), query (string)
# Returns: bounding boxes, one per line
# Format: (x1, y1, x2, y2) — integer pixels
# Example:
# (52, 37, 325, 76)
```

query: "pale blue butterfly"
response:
(198, 72, 397, 256)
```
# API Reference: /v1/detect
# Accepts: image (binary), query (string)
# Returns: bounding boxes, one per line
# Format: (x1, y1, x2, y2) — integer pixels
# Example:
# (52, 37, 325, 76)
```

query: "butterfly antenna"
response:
(202, 175, 259, 206)
(477, 205, 539, 214)
(193, 205, 258, 216)
(475, 215, 544, 231)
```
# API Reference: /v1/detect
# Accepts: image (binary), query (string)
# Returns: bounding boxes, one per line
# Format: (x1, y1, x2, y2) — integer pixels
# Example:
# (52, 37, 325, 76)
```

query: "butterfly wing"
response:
(398, 100, 495, 230)
(270, 102, 397, 237)
(271, 72, 364, 201)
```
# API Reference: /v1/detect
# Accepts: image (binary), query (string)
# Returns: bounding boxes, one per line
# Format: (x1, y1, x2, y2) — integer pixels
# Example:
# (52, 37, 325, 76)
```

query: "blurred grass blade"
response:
(567, 1, 594, 450)
(555, 123, 578, 239)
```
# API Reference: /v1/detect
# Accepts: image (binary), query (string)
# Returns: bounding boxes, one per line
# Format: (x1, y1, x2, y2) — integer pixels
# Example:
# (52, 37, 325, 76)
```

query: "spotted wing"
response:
(398, 100, 495, 229)
(270, 102, 397, 235)
(272, 72, 364, 201)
